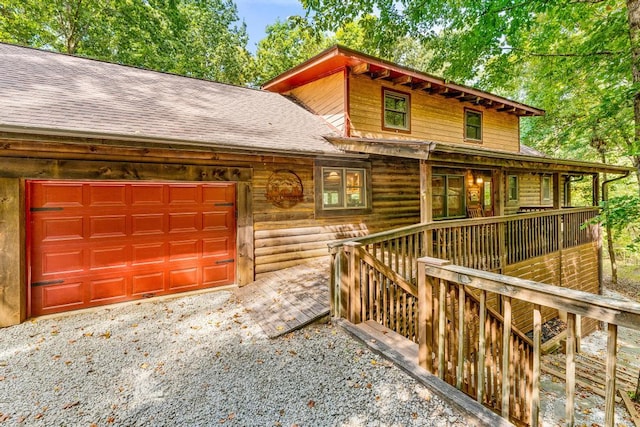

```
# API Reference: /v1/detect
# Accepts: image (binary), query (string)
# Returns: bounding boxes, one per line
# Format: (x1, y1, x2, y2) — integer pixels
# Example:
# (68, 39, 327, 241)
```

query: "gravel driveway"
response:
(0, 291, 464, 426)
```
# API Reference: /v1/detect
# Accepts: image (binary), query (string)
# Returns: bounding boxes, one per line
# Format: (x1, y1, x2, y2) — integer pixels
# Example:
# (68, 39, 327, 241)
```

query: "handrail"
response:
(328, 207, 599, 250)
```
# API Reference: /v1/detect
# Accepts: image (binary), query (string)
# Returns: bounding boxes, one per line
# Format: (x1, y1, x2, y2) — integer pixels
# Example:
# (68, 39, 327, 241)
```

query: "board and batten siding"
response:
(253, 156, 421, 278)
(287, 72, 345, 133)
(348, 74, 521, 152)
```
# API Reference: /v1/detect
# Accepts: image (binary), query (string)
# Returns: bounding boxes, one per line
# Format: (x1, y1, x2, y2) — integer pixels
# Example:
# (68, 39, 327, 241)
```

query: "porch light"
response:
(476, 176, 484, 185)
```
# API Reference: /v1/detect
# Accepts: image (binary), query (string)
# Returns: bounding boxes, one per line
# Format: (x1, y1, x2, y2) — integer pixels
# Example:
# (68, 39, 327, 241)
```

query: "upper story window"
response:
(507, 175, 519, 202)
(541, 175, 551, 203)
(320, 167, 368, 210)
(465, 109, 482, 142)
(383, 89, 410, 131)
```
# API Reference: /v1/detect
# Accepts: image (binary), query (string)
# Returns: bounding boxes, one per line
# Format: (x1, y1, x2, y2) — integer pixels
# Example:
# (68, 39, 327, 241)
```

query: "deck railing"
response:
(329, 207, 599, 316)
(418, 258, 640, 427)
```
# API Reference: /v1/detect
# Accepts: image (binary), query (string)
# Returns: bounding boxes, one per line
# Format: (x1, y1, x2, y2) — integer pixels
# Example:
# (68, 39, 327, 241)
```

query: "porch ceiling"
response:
(327, 136, 634, 175)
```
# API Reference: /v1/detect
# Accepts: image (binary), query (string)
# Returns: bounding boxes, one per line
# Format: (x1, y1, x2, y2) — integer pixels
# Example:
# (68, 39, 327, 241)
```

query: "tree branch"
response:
(503, 47, 624, 57)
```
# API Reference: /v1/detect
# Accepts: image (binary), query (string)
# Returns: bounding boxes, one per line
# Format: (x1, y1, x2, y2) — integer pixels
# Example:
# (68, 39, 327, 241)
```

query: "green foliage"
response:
(591, 195, 640, 251)
(0, 0, 254, 85)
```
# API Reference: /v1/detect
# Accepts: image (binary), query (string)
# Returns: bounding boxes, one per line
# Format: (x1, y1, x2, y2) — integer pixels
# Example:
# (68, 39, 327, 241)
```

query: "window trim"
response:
(314, 161, 372, 217)
(382, 88, 411, 133)
(464, 108, 483, 143)
(432, 173, 467, 220)
(507, 174, 519, 203)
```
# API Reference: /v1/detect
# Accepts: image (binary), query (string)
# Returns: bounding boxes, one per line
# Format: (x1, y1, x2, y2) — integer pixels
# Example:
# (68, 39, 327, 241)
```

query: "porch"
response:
(329, 208, 640, 426)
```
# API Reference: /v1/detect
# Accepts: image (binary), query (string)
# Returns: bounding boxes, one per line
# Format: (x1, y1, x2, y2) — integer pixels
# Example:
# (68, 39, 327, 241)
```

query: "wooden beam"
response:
(604, 323, 618, 427)
(351, 62, 370, 75)
(413, 81, 432, 91)
(0, 178, 24, 327)
(371, 69, 391, 80)
(393, 75, 413, 85)
(236, 181, 254, 286)
(566, 313, 576, 427)
(459, 95, 481, 103)
(531, 305, 541, 427)
(501, 296, 512, 420)
(442, 90, 464, 98)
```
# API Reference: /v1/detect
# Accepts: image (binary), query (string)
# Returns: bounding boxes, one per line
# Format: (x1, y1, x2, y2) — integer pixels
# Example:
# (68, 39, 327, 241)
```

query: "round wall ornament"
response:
(266, 170, 304, 208)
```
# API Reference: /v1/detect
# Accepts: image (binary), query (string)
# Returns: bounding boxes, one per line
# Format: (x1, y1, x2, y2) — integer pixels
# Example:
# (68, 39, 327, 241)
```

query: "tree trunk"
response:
(627, 0, 640, 196)
(601, 153, 618, 285)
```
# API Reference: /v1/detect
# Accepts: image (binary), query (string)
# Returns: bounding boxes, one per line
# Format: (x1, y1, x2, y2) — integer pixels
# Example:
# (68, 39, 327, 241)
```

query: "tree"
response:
(0, 0, 254, 85)
(302, 0, 640, 193)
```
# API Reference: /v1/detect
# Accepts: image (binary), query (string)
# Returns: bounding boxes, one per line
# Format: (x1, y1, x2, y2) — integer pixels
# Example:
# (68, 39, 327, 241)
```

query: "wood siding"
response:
(288, 72, 345, 133)
(348, 74, 520, 152)
(504, 242, 599, 335)
(253, 155, 420, 278)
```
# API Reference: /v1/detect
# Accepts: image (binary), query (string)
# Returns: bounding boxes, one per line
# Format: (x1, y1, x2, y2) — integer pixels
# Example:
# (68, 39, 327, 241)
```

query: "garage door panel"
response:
(90, 246, 128, 270)
(169, 212, 200, 233)
(131, 185, 165, 205)
(90, 216, 127, 238)
(132, 272, 165, 295)
(29, 180, 236, 317)
(35, 217, 84, 242)
(88, 185, 127, 207)
(203, 237, 233, 259)
(32, 183, 83, 208)
(132, 243, 165, 265)
(35, 281, 85, 312)
(169, 268, 198, 290)
(168, 186, 200, 204)
(132, 214, 164, 235)
(203, 264, 233, 284)
(90, 277, 127, 302)
(203, 211, 233, 231)
(41, 249, 85, 275)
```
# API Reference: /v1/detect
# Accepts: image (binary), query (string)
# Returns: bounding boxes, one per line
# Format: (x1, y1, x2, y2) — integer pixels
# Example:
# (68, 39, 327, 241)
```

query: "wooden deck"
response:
(234, 259, 330, 338)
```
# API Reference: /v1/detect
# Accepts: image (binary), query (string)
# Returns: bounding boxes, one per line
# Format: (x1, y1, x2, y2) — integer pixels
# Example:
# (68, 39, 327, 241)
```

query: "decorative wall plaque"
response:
(266, 170, 304, 208)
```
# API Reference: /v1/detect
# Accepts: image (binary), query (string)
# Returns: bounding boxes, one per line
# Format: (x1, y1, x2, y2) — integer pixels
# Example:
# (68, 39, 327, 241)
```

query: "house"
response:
(0, 43, 630, 328)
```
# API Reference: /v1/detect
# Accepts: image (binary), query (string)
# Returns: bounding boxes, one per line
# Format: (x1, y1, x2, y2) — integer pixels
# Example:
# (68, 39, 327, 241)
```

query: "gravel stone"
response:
(0, 291, 467, 426)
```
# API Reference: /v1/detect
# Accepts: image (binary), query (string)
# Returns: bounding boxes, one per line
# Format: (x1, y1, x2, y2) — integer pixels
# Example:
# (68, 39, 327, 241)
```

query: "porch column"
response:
(420, 160, 432, 222)
(492, 169, 504, 216)
(0, 178, 25, 327)
(552, 173, 561, 209)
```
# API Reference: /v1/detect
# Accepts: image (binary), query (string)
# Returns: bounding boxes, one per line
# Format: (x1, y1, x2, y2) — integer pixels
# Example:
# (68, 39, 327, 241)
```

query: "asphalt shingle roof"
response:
(0, 43, 342, 155)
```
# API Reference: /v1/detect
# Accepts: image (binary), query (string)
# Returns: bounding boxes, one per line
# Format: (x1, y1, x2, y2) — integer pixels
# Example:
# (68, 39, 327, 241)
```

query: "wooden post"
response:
(329, 249, 337, 316)
(477, 290, 487, 405)
(344, 242, 362, 324)
(236, 181, 254, 286)
(420, 160, 433, 223)
(566, 313, 576, 427)
(0, 178, 25, 327)
(493, 169, 505, 217)
(339, 248, 350, 319)
(457, 284, 465, 389)
(552, 173, 561, 210)
(531, 305, 541, 427)
(604, 323, 618, 427)
(418, 259, 430, 370)
(501, 296, 512, 419)
(438, 278, 447, 380)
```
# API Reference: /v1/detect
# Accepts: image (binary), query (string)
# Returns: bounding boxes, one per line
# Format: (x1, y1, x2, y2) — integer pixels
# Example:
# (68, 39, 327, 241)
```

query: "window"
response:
(465, 109, 482, 141)
(321, 167, 367, 210)
(541, 176, 551, 202)
(383, 89, 410, 131)
(432, 174, 465, 219)
(507, 175, 519, 202)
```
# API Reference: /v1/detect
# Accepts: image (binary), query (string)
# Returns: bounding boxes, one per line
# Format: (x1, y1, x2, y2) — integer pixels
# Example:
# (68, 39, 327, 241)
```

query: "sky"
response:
(235, 0, 307, 53)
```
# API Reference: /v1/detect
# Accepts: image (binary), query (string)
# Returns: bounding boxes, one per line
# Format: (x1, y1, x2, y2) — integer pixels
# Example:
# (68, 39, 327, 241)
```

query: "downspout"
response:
(598, 171, 631, 289)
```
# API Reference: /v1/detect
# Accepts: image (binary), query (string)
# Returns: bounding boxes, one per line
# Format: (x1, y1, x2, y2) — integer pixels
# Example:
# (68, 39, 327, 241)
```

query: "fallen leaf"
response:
(0, 413, 9, 422)
(140, 363, 149, 369)
(107, 416, 115, 423)
(370, 360, 377, 365)
(101, 331, 111, 339)
(307, 400, 315, 408)
(227, 413, 235, 420)
(276, 325, 285, 331)
(288, 350, 297, 356)
(411, 412, 418, 419)
(63, 401, 80, 410)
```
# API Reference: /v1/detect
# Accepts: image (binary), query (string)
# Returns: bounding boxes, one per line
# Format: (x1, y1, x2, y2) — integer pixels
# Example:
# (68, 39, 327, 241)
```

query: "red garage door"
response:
(27, 180, 236, 316)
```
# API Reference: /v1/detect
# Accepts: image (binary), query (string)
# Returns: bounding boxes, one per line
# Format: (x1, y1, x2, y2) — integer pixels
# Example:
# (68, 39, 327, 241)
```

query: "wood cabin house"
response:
(0, 43, 628, 327)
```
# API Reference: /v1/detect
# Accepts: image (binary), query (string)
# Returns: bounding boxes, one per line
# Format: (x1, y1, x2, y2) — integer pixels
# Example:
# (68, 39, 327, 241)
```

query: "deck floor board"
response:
(234, 259, 330, 338)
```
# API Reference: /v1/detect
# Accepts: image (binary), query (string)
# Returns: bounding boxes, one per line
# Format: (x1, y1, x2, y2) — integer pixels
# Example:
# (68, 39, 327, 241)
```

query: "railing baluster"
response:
(501, 296, 512, 420)
(566, 313, 576, 427)
(477, 290, 487, 405)
(457, 284, 465, 389)
(438, 278, 447, 380)
(604, 323, 618, 427)
(531, 304, 541, 427)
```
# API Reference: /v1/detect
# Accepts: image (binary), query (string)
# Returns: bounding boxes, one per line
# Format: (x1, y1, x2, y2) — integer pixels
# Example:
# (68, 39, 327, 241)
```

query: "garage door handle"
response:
(214, 203, 234, 207)
(30, 207, 64, 212)
(215, 259, 234, 265)
(32, 279, 64, 287)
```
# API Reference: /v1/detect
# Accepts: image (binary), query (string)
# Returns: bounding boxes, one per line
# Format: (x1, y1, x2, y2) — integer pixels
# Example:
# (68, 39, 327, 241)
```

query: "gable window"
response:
(383, 89, 410, 131)
(432, 174, 465, 219)
(507, 175, 519, 202)
(321, 167, 367, 210)
(541, 176, 551, 203)
(465, 109, 482, 142)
